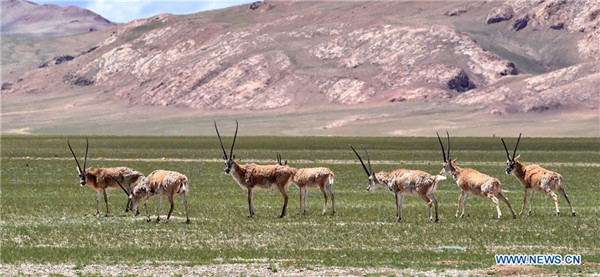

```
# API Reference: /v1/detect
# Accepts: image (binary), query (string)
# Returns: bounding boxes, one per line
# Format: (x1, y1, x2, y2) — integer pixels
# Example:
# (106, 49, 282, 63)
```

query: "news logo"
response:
(495, 254, 581, 266)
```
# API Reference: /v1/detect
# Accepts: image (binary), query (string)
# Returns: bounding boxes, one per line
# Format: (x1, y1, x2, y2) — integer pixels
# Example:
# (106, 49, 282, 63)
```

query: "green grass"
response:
(1, 136, 599, 274)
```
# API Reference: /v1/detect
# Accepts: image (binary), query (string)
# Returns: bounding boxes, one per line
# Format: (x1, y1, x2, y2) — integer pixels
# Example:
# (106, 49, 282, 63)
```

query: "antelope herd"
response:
(67, 122, 575, 223)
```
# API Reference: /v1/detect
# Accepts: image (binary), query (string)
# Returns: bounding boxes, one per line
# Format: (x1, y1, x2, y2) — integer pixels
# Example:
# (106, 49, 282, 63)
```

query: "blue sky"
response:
(35, 0, 254, 23)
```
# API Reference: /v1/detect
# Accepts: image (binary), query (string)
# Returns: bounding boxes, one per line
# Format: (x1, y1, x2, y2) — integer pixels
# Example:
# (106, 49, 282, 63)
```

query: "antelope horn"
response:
(501, 138, 512, 161)
(229, 119, 238, 160)
(67, 140, 84, 174)
(436, 132, 447, 162)
(361, 144, 373, 175)
(214, 121, 228, 160)
(83, 137, 89, 172)
(446, 131, 450, 160)
(350, 145, 371, 177)
(110, 173, 129, 197)
(277, 152, 282, 165)
(512, 133, 522, 159)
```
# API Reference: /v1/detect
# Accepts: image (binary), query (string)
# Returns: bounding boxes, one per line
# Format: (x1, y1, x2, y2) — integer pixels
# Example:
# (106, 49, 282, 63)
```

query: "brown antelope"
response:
(67, 139, 144, 216)
(215, 120, 295, 218)
(113, 170, 190, 223)
(437, 132, 517, 219)
(350, 145, 444, 222)
(276, 153, 336, 215)
(501, 134, 575, 216)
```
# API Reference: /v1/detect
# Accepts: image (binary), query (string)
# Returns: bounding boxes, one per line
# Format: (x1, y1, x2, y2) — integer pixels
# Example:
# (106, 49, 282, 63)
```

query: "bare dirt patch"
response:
(436, 260, 471, 266)
(0, 263, 484, 276)
(487, 265, 553, 276)
(6, 156, 600, 168)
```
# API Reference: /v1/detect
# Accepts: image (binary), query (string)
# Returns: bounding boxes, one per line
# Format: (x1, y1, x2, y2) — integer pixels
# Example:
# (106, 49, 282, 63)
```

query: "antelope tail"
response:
(328, 173, 335, 186)
(177, 178, 188, 194)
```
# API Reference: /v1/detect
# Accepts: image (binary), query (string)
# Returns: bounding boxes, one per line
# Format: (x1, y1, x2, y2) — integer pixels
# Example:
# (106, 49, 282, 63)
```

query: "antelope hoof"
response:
(572, 211, 576, 216)
(512, 214, 517, 219)
(186, 219, 191, 224)
(146, 218, 151, 223)
(279, 214, 286, 218)
(156, 218, 160, 223)
(556, 212, 560, 217)
(247, 215, 253, 218)
(434, 218, 439, 223)
(104, 214, 112, 218)
(518, 211, 524, 216)
(396, 217, 402, 222)
(528, 210, 532, 216)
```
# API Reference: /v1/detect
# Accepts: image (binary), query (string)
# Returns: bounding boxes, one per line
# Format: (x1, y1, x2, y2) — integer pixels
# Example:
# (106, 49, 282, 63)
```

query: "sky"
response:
(34, 0, 255, 23)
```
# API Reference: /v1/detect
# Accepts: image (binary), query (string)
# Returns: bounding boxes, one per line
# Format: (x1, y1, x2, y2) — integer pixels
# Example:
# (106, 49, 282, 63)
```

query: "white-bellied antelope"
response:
(501, 134, 575, 216)
(113, 170, 190, 223)
(437, 132, 516, 219)
(215, 120, 295, 218)
(350, 145, 444, 222)
(67, 138, 144, 216)
(276, 153, 336, 215)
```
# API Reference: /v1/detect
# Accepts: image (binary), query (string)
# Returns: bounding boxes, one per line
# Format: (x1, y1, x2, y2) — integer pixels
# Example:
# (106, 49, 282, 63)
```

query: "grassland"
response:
(1, 136, 599, 275)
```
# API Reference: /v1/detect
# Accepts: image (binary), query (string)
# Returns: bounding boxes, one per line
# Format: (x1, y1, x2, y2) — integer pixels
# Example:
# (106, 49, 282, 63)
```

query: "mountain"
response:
(1, 0, 599, 136)
(1, 0, 115, 36)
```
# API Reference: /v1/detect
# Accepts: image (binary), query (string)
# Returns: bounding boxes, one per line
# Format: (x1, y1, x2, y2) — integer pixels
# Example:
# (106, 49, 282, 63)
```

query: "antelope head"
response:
(67, 138, 89, 187)
(276, 152, 288, 166)
(215, 120, 238, 174)
(437, 131, 456, 177)
(501, 133, 522, 175)
(350, 145, 379, 192)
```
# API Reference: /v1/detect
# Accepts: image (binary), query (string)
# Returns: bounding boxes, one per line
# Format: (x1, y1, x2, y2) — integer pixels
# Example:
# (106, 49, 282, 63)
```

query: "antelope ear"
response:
(514, 155, 520, 161)
(284, 160, 288, 165)
(232, 154, 236, 159)
(451, 158, 457, 163)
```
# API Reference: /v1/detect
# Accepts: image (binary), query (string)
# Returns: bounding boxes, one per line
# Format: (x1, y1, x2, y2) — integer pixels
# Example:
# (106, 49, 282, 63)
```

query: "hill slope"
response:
(1, 0, 599, 136)
(1, 0, 115, 36)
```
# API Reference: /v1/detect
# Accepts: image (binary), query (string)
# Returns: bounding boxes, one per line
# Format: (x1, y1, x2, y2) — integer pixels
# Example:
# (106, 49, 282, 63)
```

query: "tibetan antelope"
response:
(113, 170, 190, 223)
(215, 120, 295, 218)
(67, 138, 144, 216)
(276, 153, 336, 215)
(437, 132, 517, 219)
(501, 134, 575, 216)
(350, 145, 444, 222)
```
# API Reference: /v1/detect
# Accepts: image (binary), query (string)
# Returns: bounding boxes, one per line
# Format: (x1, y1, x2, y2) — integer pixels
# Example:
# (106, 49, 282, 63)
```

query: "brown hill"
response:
(1, 0, 599, 136)
(1, 0, 115, 36)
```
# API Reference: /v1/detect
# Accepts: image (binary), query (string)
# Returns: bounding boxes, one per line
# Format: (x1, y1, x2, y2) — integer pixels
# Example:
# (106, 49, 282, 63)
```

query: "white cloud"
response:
(35, 0, 255, 23)
(85, 0, 146, 23)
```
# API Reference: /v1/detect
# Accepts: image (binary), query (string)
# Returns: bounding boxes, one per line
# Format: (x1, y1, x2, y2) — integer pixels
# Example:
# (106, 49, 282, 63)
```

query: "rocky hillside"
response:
(1, 0, 115, 36)
(2, 0, 599, 115)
